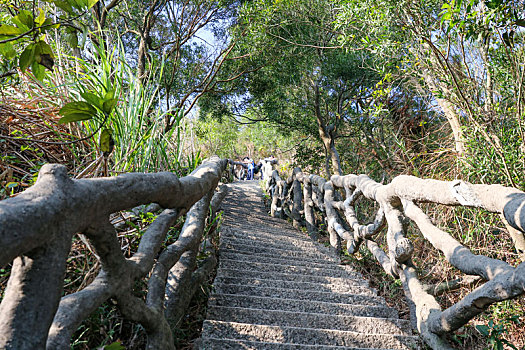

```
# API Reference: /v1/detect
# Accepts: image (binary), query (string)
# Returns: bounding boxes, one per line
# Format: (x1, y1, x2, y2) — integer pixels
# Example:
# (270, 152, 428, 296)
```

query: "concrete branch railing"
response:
(267, 167, 525, 350)
(0, 156, 231, 350)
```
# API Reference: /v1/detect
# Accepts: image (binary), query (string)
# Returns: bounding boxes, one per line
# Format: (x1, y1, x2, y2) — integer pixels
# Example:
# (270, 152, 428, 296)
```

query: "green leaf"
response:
(38, 54, 55, 70)
(34, 41, 53, 56)
(476, 324, 490, 336)
(65, 28, 79, 48)
(0, 43, 16, 59)
(33, 41, 55, 70)
(43, 0, 74, 14)
(103, 341, 125, 350)
(99, 128, 114, 156)
(43, 18, 58, 29)
(80, 92, 103, 109)
(31, 60, 46, 81)
(59, 101, 97, 117)
(35, 9, 46, 27)
(58, 112, 94, 124)
(516, 19, 525, 27)
(102, 98, 117, 115)
(87, 0, 100, 9)
(70, 0, 88, 9)
(14, 10, 33, 29)
(104, 89, 115, 101)
(0, 25, 25, 36)
(19, 44, 35, 72)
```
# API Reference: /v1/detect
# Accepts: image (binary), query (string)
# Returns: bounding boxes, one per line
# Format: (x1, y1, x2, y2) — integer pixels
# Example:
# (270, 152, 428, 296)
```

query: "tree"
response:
(200, 0, 382, 177)
(335, 0, 525, 186)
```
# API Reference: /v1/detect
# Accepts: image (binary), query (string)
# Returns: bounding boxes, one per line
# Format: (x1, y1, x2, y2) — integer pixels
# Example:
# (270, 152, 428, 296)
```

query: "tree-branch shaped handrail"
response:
(0, 156, 231, 349)
(268, 167, 525, 350)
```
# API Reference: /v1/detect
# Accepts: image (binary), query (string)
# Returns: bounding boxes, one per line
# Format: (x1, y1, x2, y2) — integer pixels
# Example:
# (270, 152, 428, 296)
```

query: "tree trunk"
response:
(314, 84, 343, 177)
(421, 71, 465, 156)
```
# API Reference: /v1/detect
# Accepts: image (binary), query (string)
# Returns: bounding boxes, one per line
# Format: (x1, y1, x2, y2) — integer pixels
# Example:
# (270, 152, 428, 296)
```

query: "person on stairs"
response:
(247, 158, 255, 180)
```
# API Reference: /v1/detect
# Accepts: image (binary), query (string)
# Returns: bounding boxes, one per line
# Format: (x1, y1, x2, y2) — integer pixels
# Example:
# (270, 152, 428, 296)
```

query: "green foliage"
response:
(476, 317, 521, 350)
(440, 0, 525, 38)
(58, 34, 187, 173)
(58, 101, 98, 123)
(103, 341, 126, 350)
(195, 116, 239, 158)
(0, 0, 100, 81)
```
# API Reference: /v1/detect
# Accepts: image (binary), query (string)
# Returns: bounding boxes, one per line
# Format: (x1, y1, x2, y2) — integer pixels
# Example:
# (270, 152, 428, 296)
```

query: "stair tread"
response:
(216, 268, 371, 287)
(218, 252, 348, 268)
(199, 337, 406, 350)
(214, 275, 369, 290)
(207, 305, 413, 334)
(199, 181, 420, 350)
(208, 293, 398, 318)
(219, 248, 340, 264)
(212, 282, 387, 306)
(219, 259, 363, 279)
(219, 241, 339, 260)
(202, 320, 420, 349)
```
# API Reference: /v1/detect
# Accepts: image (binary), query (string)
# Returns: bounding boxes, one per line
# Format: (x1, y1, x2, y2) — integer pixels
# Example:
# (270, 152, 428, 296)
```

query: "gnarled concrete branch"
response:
(0, 230, 72, 349)
(428, 262, 525, 335)
(332, 174, 413, 264)
(302, 175, 318, 241)
(1, 156, 228, 349)
(261, 167, 525, 350)
(269, 170, 286, 218)
(323, 181, 346, 253)
(402, 200, 512, 280)
(399, 264, 451, 350)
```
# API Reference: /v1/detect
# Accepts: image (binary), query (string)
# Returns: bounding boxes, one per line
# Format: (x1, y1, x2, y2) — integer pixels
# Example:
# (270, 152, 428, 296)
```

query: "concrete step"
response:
(219, 248, 339, 266)
(198, 337, 393, 349)
(211, 283, 386, 306)
(219, 239, 328, 255)
(223, 223, 312, 236)
(218, 258, 362, 280)
(202, 320, 421, 349)
(220, 230, 322, 248)
(223, 214, 296, 224)
(208, 294, 398, 319)
(207, 306, 413, 335)
(220, 237, 330, 257)
(222, 224, 315, 240)
(219, 242, 339, 262)
(220, 229, 322, 247)
(214, 275, 369, 292)
(219, 250, 343, 269)
(220, 237, 335, 258)
(217, 268, 369, 286)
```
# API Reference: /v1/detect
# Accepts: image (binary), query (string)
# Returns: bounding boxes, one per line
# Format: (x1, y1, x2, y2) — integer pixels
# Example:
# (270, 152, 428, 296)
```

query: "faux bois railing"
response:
(267, 167, 525, 350)
(0, 156, 231, 350)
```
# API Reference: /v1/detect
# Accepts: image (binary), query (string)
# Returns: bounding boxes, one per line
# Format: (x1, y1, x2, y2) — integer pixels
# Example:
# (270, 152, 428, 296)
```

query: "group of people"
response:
(237, 155, 276, 181)
(242, 157, 259, 180)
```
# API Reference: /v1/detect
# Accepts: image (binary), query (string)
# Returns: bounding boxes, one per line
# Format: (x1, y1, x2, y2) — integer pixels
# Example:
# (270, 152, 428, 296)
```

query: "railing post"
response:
(323, 181, 342, 253)
(0, 233, 72, 349)
(303, 176, 318, 241)
(287, 168, 304, 229)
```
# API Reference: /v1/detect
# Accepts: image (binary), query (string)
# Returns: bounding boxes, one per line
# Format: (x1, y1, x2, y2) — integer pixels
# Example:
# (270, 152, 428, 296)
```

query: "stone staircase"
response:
(199, 181, 421, 349)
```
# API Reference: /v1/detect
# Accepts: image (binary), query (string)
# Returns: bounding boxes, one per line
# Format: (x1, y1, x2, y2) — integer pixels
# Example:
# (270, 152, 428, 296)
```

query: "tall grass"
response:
(61, 35, 188, 175)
